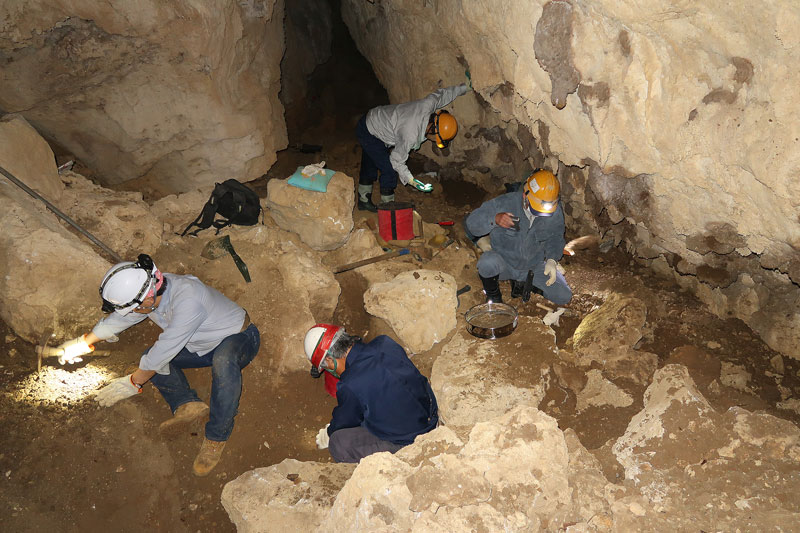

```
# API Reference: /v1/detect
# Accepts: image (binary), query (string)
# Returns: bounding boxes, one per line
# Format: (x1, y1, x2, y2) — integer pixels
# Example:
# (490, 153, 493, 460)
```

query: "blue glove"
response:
(465, 69, 472, 89)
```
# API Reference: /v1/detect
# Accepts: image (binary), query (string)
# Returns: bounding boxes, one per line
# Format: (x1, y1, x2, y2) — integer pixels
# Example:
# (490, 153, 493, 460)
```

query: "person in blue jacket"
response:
(303, 323, 438, 463)
(465, 169, 572, 306)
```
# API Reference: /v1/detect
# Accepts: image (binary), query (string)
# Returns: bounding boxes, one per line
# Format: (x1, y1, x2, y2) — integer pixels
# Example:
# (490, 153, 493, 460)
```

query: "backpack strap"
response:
(180, 191, 222, 236)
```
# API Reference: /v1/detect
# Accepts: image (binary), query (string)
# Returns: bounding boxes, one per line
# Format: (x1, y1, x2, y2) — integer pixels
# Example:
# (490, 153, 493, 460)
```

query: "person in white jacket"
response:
(355, 81, 470, 211)
(54, 254, 260, 477)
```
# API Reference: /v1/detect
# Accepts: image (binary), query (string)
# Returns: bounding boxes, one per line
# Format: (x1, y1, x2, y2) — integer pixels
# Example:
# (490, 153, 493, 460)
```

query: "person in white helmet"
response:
(55, 254, 260, 476)
(303, 323, 438, 463)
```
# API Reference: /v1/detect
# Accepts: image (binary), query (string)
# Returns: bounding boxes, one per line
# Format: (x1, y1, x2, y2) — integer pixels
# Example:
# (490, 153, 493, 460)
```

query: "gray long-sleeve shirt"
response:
(91, 273, 245, 375)
(366, 83, 469, 185)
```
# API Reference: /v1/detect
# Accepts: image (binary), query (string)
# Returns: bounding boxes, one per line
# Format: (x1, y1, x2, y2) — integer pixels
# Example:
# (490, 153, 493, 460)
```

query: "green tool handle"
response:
(228, 249, 251, 283)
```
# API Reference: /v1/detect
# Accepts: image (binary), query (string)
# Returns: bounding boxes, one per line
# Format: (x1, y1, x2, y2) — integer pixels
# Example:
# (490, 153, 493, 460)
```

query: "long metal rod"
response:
(0, 164, 123, 263)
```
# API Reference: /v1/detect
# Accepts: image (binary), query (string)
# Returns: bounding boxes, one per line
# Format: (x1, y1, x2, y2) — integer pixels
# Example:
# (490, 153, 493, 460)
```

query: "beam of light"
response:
(3, 365, 116, 408)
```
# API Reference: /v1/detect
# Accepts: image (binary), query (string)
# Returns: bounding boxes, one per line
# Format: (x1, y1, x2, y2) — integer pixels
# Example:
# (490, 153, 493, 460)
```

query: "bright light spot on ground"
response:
(3, 365, 115, 408)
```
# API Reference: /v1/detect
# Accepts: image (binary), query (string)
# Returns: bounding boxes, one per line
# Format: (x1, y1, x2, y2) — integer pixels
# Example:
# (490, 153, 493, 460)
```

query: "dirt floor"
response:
(3, 16, 800, 533)
(4, 148, 800, 533)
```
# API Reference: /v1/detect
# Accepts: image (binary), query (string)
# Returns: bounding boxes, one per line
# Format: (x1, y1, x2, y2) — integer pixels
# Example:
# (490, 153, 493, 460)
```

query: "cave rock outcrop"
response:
(266, 172, 355, 251)
(341, 0, 800, 358)
(0, 1, 287, 194)
(363, 269, 457, 354)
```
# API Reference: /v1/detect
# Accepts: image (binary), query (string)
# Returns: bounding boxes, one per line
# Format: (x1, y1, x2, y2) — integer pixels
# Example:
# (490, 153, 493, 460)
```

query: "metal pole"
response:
(0, 164, 123, 263)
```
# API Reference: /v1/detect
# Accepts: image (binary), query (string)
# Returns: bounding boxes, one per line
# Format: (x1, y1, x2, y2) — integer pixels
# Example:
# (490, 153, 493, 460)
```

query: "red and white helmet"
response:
(304, 324, 343, 371)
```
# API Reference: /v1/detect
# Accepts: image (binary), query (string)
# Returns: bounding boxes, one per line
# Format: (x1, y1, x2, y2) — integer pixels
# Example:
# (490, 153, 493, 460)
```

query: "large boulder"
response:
(611, 364, 800, 531)
(430, 319, 557, 432)
(58, 171, 162, 257)
(0, 1, 287, 194)
(572, 294, 657, 386)
(0, 114, 110, 342)
(0, 182, 109, 342)
(363, 269, 457, 353)
(318, 407, 612, 532)
(221, 459, 355, 533)
(266, 172, 355, 251)
(0, 114, 63, 200)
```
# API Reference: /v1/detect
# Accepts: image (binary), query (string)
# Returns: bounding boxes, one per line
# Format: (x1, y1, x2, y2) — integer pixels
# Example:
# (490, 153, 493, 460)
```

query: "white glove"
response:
(95, 375, 141, 407)
(56, 335, 94, 365)
(301, 161, 326, 177)
(316, 424, 330, 449)
(543, 307, 566, 327)
(544, 259, 559, 286)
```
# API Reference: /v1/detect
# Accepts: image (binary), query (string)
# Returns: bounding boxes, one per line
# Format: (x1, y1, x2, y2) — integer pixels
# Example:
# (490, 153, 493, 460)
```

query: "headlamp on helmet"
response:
(428, 110, 458, 149)
(523, 169, 560, 217)
(99, 254, 158, 315)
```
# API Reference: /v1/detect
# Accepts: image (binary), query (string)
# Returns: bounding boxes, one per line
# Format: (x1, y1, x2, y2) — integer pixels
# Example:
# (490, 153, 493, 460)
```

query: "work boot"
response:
(379, 193, 395, 204)
(357, 198, 378, 212)
(357, 184, 377, 212)
(159, 401, 209, 437)
(193, 437, 226, 477)
(479, 275, 503, 303)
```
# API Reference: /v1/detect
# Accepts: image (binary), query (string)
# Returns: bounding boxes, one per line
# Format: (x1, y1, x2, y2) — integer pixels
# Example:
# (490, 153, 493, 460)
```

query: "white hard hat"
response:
(99, 256, 157, 316)
(304, 324, 342, 370)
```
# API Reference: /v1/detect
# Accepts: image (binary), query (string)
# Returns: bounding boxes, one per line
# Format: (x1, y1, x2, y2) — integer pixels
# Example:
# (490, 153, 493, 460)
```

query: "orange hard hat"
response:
(523, 170, 559, 216)
(430, 110, 458, 148)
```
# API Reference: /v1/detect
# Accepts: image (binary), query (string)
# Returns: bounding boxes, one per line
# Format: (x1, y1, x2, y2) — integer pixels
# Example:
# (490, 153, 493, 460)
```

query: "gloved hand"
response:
(56, 335, 94, 365)
(544, 259, 559, 286)
(95, 375, 142, 407)
(410, 177, 433, 193)
(316, 424, 330, 449)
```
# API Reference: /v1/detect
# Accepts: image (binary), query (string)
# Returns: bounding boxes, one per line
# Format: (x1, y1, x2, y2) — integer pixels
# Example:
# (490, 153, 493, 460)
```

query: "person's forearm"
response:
(132, 368, 156, 386)
(84, 332, 102, 345)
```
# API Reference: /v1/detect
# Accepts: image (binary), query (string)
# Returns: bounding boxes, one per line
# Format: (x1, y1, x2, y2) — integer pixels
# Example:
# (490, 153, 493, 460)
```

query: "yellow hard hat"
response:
(430, 110, 458, 148)
(523, 170, 559, 216)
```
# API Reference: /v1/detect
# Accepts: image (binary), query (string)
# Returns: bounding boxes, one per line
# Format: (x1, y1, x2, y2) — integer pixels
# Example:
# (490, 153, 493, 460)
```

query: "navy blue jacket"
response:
(328, 336, 438, 445)
(466, 191, 565, 271)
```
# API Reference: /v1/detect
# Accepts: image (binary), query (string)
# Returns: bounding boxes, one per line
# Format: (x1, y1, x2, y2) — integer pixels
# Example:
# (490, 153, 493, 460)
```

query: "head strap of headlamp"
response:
(99, 254, 156, 313)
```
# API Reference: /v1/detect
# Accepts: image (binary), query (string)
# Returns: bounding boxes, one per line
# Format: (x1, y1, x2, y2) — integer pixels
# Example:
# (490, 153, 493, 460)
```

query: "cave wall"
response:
(341, 0, 800, 358)
(0, 0, 287, 195)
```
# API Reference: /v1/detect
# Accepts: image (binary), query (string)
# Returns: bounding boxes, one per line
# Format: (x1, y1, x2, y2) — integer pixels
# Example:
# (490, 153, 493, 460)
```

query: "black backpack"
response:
(181, 179, 262, 236)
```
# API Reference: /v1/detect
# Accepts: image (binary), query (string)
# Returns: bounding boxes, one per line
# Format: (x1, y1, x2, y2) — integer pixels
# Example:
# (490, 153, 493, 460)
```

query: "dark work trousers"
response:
(328, 426, 405, 463)
(356, 114, 399, 195)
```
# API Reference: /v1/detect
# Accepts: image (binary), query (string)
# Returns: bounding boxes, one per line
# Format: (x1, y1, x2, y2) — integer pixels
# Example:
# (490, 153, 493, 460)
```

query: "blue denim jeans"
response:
(149, 324, 260, 442)
(356, 114, 399, 194)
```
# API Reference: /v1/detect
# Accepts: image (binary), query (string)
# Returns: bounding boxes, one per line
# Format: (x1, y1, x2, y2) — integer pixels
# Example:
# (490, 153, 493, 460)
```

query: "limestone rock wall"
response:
(0, 0, 287, 194)
(341, 0, 800, 358)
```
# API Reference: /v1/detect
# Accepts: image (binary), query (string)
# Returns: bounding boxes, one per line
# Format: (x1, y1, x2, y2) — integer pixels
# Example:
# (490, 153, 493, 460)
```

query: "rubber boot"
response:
(510, 280, 524, 299)
(159, 401, 209, 438)
(357, 184, 377, 212)
(193, 437, 226, 477)
(510, 280, 543, 300)
(379, 188, 395, 206)
(480, 275, 503, 303)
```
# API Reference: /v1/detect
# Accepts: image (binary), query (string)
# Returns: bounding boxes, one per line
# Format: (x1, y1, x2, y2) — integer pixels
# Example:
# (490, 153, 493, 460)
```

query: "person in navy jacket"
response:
(303, 324, 438, 463)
